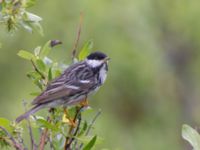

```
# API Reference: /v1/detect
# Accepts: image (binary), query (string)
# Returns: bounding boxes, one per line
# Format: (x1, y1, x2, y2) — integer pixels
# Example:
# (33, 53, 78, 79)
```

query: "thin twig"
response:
(27, 119, 35, 149)
(79, 109, 102, 149)
(47, 132, 55, 150)
(39, 116, 51, 150)
(71, 12, 83, 62)
(64, 106, 84, 150)
(26, 119, 38, 150)
(22, 100, 37, 150)
(17, 134, 27, 150)
(86, 109, 101, 136)
(38, 109, 55, 150)
(67, 112, 82, 148)
(39, 128, 48, 150)
(0, 126, 24, 150)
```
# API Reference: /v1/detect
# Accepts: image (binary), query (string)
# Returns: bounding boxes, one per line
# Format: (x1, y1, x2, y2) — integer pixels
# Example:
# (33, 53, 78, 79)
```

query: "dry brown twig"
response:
(71, 12, 83, 61)
(39, 116, 51, 150)
(22, 100, 37, 150)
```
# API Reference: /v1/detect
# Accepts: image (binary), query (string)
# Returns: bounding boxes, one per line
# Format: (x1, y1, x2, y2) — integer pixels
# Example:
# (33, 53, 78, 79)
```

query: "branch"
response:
(71, 12, 83, 61)
(39, 128, 48, 150)
(66, 111, 82, 148)
(39, 116, 51, 150)
(64, 106, 84, 150)
(0, 126, 24, 150)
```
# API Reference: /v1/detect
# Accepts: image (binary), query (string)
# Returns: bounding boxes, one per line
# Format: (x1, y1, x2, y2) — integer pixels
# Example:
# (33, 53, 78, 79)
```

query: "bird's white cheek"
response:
(86, 59, 102, 68)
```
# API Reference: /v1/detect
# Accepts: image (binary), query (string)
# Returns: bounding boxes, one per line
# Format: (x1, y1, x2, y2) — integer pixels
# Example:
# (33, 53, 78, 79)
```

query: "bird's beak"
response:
(103, 57, 110, 63)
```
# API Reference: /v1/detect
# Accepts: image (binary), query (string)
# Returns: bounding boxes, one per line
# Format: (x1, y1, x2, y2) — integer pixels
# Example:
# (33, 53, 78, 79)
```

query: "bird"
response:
(16, 51, 109, 123)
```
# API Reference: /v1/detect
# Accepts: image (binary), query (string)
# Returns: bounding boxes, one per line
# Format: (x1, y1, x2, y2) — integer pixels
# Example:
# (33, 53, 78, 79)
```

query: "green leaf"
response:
(48, 67, 53, 81)
(25, 12, 42, 22)
(77, 135, 103, 145)
(53, 133, 66, 150)
(34, 46, 41, 56)
(37, 118, 52, 128)
(83, 135, 97, 150)
(27, 71, 41, 80)
(36, 59, 46, 72)
(78, 40, 93, 61)
(30, 22, 44, 36)
(20, 21, 33, 33)
(37, 118, 60, 132)
(17, 50, 35, 60)
(40, 41, 51, 58)
(182, 124, 200, 150)
(33, 80, 43, 90)
(29, 91, 40, 96)
(25, 0, 37, 8)
(0, 118, 11, 132)
(68, 107, 77, 117)
(53, 69, 62, 78)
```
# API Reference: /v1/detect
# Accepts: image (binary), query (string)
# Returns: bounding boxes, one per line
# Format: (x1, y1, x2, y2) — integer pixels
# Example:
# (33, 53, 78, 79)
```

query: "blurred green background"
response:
(1, 0, 200, 149)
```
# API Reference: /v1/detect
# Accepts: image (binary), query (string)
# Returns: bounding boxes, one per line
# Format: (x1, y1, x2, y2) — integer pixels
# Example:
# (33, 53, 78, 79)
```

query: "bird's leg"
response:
(80, 97, 89, 107)
(63, 108, 76, 128)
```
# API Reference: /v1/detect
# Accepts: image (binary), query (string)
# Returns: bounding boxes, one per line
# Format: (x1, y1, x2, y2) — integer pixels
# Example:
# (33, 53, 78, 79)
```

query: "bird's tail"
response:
(15, 105, 43, 123)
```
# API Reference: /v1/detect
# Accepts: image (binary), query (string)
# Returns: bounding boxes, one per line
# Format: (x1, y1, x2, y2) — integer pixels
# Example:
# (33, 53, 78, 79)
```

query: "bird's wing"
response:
(32, 62, 95, 105)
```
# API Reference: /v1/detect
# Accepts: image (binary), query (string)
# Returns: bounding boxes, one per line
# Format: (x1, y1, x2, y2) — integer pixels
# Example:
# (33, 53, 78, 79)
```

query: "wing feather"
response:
(31, 62, 96, 105)
(32, 85, 74, 104)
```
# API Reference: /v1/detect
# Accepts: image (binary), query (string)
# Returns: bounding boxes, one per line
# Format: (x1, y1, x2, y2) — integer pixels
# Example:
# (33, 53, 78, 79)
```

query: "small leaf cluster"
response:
(17, 40, 63, 91)
(0, 0, 43, 34)
(0, 118, 22, 149)
(0, 39, 101, 150)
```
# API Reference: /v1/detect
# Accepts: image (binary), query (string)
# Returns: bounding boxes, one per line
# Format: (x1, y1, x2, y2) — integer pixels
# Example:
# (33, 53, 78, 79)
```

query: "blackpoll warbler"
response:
(16, 51, 109, 123)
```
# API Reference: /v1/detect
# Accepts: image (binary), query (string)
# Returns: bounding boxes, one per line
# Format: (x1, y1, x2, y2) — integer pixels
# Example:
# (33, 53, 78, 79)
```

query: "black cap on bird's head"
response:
(87, 51, 107, 60)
